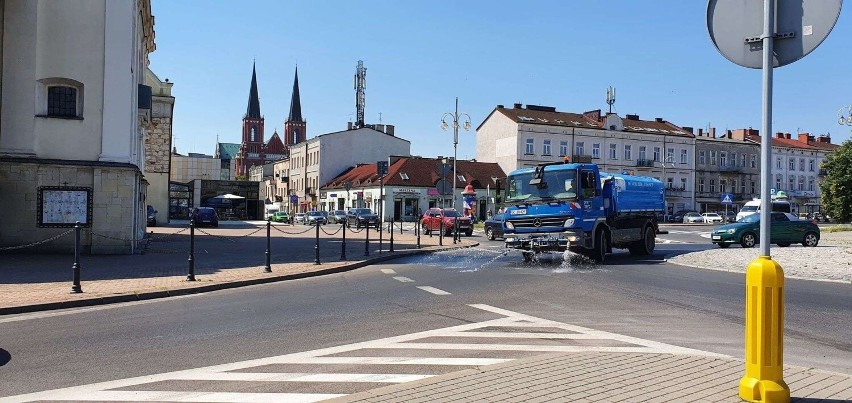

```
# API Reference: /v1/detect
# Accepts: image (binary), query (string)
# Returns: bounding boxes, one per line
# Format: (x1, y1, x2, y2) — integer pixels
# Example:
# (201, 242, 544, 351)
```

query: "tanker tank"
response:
(600, 172, 665, 213)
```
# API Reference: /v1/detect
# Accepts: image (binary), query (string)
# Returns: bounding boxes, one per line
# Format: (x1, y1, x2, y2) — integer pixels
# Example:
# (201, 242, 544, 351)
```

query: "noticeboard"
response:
(37, 186, 93, 227)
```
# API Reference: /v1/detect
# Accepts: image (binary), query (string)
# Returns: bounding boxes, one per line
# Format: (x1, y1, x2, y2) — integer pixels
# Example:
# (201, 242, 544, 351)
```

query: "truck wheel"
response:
(522, 251, 535, 263)
(590, 228, 608, 263)
(628, 226, 655, 256)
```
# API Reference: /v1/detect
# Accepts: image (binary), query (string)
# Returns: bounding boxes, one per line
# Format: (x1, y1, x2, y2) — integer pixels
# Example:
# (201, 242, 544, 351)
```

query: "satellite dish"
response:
(707, 0, 842, 69)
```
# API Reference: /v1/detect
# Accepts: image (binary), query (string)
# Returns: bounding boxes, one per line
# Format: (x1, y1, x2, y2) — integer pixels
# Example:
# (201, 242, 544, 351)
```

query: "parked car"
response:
(702, 212, 724, 224)
(346, 208, 380, 229)
(305, 211, 327, 225)
(483, 213, 506, 240)
(420, 208, 473, 236)
(192, 207, 219, 228)
(328, 210, 348, 224)
(711, 211, 820, 248)
(673, 209, 697, 223)
(293, 213, 307, 225)
(270, 211, 291, 224)
(723, 211, 737, 223)
(146, 205, 157, 226)
(682, 212, 704, 224)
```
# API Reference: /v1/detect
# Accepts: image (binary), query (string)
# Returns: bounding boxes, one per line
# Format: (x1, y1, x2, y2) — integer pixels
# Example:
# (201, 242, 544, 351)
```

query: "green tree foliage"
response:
(819, 139, 852, 223)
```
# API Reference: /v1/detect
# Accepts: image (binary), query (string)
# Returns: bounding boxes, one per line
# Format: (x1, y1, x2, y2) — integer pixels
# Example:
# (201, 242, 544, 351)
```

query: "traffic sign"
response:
(437, 163, 453, 178)
(289, 194, 298, 204)
(720, 193, 734, 205)
(376, 161, 389, 176)
(436, 179, 453, 195)
(770, 188, 776, 195)
(344, 181, 352, 191)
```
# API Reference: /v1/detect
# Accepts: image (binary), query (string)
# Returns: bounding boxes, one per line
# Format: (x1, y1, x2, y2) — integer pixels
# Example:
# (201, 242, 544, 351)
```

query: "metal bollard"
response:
(340, 221, 347, 260)
(439, 219, 443, 246)
(314, 221, 320, 265)
(264, 219, 272, 273)
(187, 220, 196, 281)
(739, 256, 789, 402)
(379, 218, 383, 253)
(364, 223, 370, 257)
(389, 217, 395, 252)
(416, 216, 421, 249)
(453, 219, 459, 244)
(71, 221, 83, 293)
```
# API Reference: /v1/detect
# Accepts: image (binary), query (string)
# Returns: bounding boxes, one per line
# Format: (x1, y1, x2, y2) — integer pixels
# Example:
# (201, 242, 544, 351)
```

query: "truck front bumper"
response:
(504, 230, 584, 252)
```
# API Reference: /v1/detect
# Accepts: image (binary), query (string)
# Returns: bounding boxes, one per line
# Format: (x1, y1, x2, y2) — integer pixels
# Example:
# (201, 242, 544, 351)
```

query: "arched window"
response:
(251, 127, 257, 142)
(37, 78, 84, 118)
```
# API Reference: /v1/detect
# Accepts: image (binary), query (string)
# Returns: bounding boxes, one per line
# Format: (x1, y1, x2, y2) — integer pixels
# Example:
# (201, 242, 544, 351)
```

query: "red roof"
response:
(744, 134, 839, 151)
(323, 156, 506, 191)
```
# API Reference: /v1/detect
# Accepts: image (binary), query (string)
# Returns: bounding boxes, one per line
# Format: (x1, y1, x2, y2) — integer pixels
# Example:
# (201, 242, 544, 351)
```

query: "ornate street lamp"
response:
(441, 97, 472, 221)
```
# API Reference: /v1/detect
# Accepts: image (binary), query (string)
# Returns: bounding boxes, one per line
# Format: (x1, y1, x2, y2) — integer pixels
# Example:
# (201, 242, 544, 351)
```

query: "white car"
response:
(702, 213, 724, 223)
(683, 212, 704, 223)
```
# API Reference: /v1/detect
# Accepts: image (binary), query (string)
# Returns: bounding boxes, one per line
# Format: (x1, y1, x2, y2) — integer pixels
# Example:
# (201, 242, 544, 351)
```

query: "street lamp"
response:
(441, 97, 472, 224)
(659, 155, 676, 216)
(838, 105, 852, 127)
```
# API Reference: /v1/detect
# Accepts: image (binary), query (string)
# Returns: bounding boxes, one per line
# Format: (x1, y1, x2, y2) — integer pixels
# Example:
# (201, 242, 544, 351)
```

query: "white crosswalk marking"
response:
(416, 286, 451, 295)
(380, 268, 396, 274)
(392, 276, 414, 282)
(2, 304, 724, 403)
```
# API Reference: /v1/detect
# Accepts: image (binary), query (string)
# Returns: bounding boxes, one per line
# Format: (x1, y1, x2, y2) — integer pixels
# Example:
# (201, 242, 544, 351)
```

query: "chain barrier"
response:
(346, 225, 365, 234)
(195, 226, 265, 242)
(0, 229, 74, 251)
(320, 225, 343, 236)
(148, 227, 188, 242)
(91, 231, 150, 243)
(272, 224, 317, 235)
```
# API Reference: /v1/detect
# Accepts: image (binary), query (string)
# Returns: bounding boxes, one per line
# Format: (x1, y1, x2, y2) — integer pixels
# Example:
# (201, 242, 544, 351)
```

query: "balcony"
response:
(818, 168, 828, 176)
(571, 154, 593, 163)
(635, 159, 655, 168)
(306, 187, 316, 196)
(664, 185, 687, 195)
(719, 165, 741, 174)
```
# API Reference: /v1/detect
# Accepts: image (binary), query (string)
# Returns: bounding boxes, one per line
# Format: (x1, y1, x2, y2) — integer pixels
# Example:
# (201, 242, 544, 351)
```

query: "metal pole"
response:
(759, 0, 774, 258)
(439, 218, 443, 246)
(379, 176, 384, 253)
(364, 223, 370, 256)
(187, 221, 196, 281)
(264, 218, 272, 272)
(314, 221, 320, 265)
(341, 221, 347, 260)
(416, 214, 421, 248)
(71, 221, 82, 293)
(389, 216, 395, 252)
(453, 97, 459, 244)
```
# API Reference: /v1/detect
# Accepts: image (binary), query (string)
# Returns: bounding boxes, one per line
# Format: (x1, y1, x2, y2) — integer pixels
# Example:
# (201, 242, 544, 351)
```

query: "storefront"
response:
(391, 188, 423, 221)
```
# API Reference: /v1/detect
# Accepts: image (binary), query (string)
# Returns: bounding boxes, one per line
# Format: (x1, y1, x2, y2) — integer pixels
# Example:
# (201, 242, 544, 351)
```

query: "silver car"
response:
(328, 210, 347, 224)
(293, 213, 307, 225)
(305, 211, 327, 225)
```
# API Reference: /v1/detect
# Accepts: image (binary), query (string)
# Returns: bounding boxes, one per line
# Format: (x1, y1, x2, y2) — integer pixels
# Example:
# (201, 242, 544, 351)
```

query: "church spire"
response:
(246, 62, 261, 119)
(287, 67, 303, 123)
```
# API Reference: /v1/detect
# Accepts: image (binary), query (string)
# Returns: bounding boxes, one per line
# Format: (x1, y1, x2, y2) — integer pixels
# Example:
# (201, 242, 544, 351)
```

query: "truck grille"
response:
(508, 216, 567, 228)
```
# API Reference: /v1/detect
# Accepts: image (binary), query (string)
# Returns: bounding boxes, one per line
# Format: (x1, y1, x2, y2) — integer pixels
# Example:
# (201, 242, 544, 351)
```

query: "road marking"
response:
(3, 304, 723, 402)
(417, 286, 451, 295)
(380, 268, 396, 274)
(392, 276, 414, 283)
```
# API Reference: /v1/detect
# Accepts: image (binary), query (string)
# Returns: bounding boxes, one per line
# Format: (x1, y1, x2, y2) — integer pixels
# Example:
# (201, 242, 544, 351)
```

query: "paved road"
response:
(1, 231, 849, 401)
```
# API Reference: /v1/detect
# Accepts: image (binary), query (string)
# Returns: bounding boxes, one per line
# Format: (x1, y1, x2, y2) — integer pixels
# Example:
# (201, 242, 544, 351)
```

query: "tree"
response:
(819, 139, 852, 223)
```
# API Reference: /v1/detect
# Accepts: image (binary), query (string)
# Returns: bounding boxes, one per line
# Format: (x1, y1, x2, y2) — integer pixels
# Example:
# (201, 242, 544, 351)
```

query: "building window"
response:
(639, 146, 647, 161)
(751, 155, 757, 168)
(720, 179, 727, 193)
(776, 157, 781, 169)
(731, 152, 737, 167)
(542, 139, 551, 156)
(798, 175, 805, 191)
(624, 144, 632, 161)
(710, 150, 717, 165)
(750, 181, 756, 194)
(47, 86, 79, 117)
(789, 158, 795, 170)
(809, 159, 815, 172)
(666, 148, 674, 163)
(559, 141, 568, 156)
(699, 178, 705, 193)
(251, 127, 257, 142)
(788, 175, 795, 190)
(681, 177, 688, 191)
(775, 175, 782, 191)
(699, 150, 706, 165)
(740, 154, 746, 167)
(808, 177, 815, 191)
(680, 149, 688, 164)
(525, 139, 534, 154)
(732, 179, 738, 193)
(710, 179, 716, 193)
(592, 143, 600, 159)
(740, 180, 746, 194)
(799, 158, 805, 171)
(575, 142, 585, 156)
(653, 147, 661, 162)
(609, 143, 617, 160)
(720, 151, 728, 167)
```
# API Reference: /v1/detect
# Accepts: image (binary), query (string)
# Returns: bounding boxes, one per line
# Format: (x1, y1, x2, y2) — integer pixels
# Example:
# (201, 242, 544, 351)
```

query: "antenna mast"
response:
(606, 86, 616, 114)
(354, 60, 367, 128)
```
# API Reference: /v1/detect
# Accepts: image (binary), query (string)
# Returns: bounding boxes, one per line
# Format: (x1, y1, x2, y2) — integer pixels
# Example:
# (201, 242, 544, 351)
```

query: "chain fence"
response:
(0, 229, 74, 251)
(272, 224, 317, 236)
(320, 224, 343, 236)
(195, 226, 265, 242)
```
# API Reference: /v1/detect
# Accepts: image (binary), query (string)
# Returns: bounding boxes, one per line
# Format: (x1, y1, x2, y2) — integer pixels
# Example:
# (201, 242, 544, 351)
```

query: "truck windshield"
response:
(506, 170, 578, 202)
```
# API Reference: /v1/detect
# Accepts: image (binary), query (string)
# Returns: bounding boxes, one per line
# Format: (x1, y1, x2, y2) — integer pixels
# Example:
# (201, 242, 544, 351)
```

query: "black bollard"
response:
(439, 219, 443, 246)
(340, 221, 347, 260)
(314, 221, 320, 265)
(416, 215, 421, 249)
(264, 219, 271, 273)
(364, 223, 370, 257)
(71, 221, 82, 293)
(389, 217, 395, 252)
(379, 218, 383, 253)
(453, 219, 458, 244)
(187, 220, 196, 281)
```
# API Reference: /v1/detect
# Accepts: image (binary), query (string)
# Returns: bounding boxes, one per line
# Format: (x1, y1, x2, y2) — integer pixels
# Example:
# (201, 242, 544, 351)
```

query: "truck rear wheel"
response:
(628, 226, 655, 256)
(589, 228, 608, 263)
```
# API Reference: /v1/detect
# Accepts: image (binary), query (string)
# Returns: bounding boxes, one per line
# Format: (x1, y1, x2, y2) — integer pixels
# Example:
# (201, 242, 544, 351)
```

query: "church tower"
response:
(283, 67, 306, 155)
(236, 62, 265, 177)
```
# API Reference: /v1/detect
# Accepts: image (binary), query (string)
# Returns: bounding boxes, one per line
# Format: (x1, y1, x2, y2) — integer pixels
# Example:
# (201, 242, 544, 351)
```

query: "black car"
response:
(346, 208, 380, 229)
(192, 207, 219, 227)
(484, 213, 506, 240)
(146, 205, 157, 226)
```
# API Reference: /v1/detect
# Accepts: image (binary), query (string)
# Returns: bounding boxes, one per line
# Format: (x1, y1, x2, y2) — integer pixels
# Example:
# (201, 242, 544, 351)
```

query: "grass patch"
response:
(474, 223, 485, 231)
(823, 225, 852, 233)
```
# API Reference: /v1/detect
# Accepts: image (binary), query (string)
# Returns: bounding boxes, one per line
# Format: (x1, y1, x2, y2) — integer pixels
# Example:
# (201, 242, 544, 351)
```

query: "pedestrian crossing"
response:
(2, 304, 722, 403)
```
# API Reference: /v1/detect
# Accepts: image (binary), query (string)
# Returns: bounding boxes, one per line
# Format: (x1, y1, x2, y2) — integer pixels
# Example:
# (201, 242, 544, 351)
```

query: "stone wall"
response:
(144, 115, 172, 173)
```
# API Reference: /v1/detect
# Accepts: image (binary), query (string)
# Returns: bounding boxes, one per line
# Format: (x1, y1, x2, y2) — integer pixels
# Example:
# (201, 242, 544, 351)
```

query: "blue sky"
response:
(149, 1, 851, 160)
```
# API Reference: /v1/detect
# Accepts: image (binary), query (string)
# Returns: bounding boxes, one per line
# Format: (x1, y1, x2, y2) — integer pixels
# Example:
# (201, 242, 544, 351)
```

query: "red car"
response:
(421, 208, 473, 236)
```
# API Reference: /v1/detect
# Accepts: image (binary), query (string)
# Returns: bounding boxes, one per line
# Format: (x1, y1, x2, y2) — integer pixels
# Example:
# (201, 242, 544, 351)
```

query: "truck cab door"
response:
(579, 169, 603, 223)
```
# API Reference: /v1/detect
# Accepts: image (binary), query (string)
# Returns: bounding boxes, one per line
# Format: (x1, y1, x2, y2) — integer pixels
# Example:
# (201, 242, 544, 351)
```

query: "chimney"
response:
(497, 104, 504, 109)
(797, 133, 810, 144)
(513, 103, 523, 109)
(347, 122, 353, 130)
(683, 126, 694, 134)
(731, 129, 746, 141)
(655, 117, 664, 123)
(698, 128, 704, 137)
(709, 128, 716, 138)
(583, 109, 602, 122)
(726, 130, 733, 139)
(785, 133, 791, 139)
(386, 124, 395, 136)
(626, 114, 639, 120)
(776, 132, 785, 139)
(817, 134, 831, 143)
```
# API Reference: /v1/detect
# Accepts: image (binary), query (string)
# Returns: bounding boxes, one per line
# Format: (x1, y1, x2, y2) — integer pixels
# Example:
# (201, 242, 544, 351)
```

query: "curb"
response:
(0, 242, 479, 316)
(664, 255, 851, 284)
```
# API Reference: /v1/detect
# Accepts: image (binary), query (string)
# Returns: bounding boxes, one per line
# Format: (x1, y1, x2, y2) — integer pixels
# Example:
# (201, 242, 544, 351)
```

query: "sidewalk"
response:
(328, 352, 852, 402)
(0, 221, 475, 314)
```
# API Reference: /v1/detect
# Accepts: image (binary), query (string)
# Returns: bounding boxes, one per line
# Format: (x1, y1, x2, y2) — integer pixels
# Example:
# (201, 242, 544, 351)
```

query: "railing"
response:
(720, 165, 741, 173)
(635, 159, 655, 168)
(571, 154, 593, 163)
(818, 168, 828, 176)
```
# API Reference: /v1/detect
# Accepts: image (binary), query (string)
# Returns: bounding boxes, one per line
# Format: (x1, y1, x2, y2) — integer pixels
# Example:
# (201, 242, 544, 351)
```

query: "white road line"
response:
(383, 343, 659, 353)
(417, 286, 451, 295)
(171, 372, 431, 383)
(267, 356, 510, 366)
(392, 276, 414, 283)
(37, 391, 343, 402)
(380, 268, 396, 274)
(445, 331, 608, 339)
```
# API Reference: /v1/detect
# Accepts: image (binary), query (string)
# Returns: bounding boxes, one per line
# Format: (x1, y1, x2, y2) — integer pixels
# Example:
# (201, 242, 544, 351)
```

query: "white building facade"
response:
(477, 104, 696, 213)
(0, 0, 156, 253)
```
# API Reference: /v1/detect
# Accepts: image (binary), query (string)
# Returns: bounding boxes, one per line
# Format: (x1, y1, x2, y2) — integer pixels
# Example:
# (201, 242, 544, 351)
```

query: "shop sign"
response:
(329, 193, 337, 198)
(320, 192, 327, 198)
(394, 188, 420, 194)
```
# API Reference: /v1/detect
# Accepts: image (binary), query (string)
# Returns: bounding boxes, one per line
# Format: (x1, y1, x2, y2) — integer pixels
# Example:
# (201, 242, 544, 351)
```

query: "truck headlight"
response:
(505, 221, 514, 229)
(563, 218, 575, 227)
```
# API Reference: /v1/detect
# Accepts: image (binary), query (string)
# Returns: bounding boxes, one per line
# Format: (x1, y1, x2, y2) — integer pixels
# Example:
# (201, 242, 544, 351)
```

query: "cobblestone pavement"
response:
(667, 231, 852, 283)
(0, 221, 474, 313)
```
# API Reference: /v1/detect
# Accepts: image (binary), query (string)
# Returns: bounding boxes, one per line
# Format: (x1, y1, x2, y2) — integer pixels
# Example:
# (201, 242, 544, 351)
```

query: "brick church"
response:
(234, 63, 306, 177)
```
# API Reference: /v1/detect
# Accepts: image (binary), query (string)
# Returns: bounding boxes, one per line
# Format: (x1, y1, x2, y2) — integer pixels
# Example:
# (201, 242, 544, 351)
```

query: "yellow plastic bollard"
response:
(739, 256, 790, 403)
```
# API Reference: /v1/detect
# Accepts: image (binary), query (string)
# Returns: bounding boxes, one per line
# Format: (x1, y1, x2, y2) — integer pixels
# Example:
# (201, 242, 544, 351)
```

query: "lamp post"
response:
(441, 97, 472, 229)
(839, 105, 852, 128)
(659, 155, 676, 217)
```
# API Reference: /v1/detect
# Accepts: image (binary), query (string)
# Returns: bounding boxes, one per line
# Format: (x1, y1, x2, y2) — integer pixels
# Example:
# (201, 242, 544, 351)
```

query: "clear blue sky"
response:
(150, 0, 851, 160)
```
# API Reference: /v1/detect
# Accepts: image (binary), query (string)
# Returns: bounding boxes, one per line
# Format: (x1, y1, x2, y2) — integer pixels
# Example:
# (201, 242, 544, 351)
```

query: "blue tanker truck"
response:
(502, 161, 665, 263)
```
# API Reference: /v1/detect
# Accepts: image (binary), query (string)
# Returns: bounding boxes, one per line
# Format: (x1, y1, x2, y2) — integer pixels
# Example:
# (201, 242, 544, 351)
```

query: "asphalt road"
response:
(1, 226, 849, 398)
